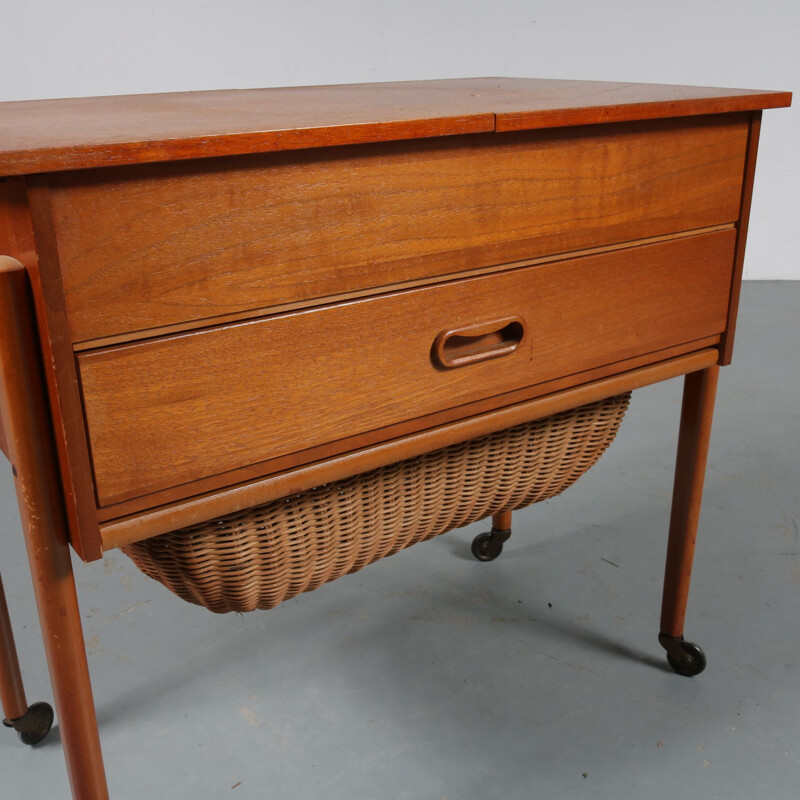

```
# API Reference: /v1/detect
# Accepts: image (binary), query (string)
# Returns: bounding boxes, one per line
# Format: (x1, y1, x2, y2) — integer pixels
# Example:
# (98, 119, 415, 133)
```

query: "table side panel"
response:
(0, 185, 28, 462)
(720, 111, 762, 365)
(50, 116, 749, 344)
(0, 178, 101, 559)
(78, 230, 736, 507)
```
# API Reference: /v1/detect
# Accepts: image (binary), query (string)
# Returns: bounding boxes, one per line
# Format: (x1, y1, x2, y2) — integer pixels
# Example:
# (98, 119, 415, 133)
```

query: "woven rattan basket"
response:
(123, 393, 631, 613)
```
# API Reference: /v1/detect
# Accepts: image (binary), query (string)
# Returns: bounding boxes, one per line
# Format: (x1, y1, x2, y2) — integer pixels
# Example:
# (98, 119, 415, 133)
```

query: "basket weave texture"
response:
(123, 393, 630, 613)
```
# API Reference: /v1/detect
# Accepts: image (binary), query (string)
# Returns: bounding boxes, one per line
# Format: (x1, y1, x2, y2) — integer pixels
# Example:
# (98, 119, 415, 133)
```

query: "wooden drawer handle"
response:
(432, 316, 526, 369)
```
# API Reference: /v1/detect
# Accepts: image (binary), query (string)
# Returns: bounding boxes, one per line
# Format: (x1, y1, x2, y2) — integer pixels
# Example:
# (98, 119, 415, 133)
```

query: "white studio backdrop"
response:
(1, 0, 797, 279)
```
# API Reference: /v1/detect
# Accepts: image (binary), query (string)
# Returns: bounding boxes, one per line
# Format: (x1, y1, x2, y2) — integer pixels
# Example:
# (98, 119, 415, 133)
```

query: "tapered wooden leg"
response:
(0, 572, 55, 744)
(492, 511, 513, 532)
(0, 573, 29, 722)
(0, 258, 109, 797)
(659, 364, 719, 676)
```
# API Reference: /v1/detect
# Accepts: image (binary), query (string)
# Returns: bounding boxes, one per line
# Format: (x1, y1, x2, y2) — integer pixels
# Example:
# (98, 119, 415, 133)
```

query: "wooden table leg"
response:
(0, 571, 55, 744)
(0, 258, 109, 798)
(492, 510, 513, 533)
(659, 364, 719, 677)
(0, 573, 29, 722)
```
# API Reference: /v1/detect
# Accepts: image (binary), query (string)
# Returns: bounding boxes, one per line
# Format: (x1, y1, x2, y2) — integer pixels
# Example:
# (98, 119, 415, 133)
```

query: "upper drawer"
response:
(78, 229, 736, 507)
(49, 115, 748, 344)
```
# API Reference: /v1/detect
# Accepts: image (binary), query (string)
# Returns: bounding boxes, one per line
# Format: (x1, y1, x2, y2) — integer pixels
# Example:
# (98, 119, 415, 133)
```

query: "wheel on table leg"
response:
(471, 531, 502, 561)
(471, 527, 511, 562)
(662, 637, 707, 677)
(4, 701, 55, 745)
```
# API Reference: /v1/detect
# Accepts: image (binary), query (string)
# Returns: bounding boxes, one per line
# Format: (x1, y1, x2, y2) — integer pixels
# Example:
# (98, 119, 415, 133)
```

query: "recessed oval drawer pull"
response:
(432, 316, 526, 369)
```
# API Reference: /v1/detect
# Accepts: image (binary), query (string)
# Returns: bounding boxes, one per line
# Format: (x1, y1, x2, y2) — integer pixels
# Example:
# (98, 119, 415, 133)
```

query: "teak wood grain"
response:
(68, 227, 732, 353)
(49, 116, 748, 343)
(78, 230, 736, 506)
(0, 179, 100, 560)
(720, 111, 762, 365)
(99, 348, 721, 551)
(0, 77, 791, 800)
(0, 78, 790, 176)
(95, 334, 721, 523)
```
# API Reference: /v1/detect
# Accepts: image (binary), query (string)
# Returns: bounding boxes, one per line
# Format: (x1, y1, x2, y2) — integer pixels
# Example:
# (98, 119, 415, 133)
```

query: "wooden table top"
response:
(0, 77, 790, 176)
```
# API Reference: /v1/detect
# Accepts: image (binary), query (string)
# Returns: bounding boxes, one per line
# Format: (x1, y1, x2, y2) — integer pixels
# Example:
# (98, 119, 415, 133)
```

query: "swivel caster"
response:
(471, 527, 512, 562)
(2, 701, 54, 745)
(659, 634, 707, 677)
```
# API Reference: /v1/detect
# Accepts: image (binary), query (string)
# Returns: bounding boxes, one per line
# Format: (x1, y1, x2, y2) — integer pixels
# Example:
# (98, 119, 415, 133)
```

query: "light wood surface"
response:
(49, 117, 748, 343)
(0, 78, 789, 176)
(78, 230, 735, 506)
(68, 226, 733, 353)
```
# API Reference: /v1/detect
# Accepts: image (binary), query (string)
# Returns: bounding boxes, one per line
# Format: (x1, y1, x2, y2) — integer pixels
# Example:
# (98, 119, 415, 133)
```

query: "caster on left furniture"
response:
(471, 511, 514, 562)
(471, 526, 512, 562)
(659, 634, 707, 677)
(3, 701, 54, 745)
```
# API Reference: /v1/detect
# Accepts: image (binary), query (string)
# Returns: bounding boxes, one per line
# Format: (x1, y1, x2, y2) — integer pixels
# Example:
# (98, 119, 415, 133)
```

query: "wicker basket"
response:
(123, 393, 631, 613)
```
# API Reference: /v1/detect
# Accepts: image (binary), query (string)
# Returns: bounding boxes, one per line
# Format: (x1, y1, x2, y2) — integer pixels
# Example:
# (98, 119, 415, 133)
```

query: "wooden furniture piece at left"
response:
(0, 78, 791, 799)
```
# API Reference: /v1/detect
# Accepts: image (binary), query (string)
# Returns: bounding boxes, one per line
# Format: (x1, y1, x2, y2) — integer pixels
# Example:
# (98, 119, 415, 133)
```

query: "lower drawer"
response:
(78, 229, 735, 506)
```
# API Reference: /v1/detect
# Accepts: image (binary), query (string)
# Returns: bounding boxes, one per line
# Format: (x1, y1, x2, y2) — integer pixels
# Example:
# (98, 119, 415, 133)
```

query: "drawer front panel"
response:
(79, 230, 736, 506)
(53, 116, 748, 344)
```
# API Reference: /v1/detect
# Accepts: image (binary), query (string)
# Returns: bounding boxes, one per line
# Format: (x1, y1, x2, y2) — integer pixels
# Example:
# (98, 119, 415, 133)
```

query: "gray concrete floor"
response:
(1, 282, 798, 799)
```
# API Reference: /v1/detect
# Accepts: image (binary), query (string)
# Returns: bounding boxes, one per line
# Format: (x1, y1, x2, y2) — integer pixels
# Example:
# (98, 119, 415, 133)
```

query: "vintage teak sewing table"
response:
(0, 78, 791, 798)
